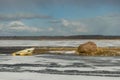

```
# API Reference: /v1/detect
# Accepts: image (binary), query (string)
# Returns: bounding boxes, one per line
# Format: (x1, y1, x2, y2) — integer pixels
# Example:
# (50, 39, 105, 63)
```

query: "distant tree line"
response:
(0, 35, 119, 40)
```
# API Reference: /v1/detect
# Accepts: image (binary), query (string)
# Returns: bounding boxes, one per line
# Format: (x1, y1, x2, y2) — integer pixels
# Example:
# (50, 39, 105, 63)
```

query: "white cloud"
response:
(76, 27, 88, 32)
(9, 21, 25, 27)
(0, 21, 42, 32)
(0, 24, 4, 30)
(0, 13, 119, 36)
(48, 14, 120, 35)
(61, 19, 70, 27)
(81, 13, 120, 35)
(48, 27, 54, 31)
(0, 13, 52, 21)
(61, 19, 88, 33)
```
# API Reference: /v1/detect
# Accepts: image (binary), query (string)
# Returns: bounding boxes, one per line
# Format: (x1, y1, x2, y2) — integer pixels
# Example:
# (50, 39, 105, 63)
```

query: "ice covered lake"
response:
(0, 40, 120, 80)
(0, 39, 120, 47)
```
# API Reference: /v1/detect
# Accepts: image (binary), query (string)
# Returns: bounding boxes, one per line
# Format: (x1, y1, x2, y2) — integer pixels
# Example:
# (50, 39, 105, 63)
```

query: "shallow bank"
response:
(0, 46, 120, 56)
(0, 46, 76, 54)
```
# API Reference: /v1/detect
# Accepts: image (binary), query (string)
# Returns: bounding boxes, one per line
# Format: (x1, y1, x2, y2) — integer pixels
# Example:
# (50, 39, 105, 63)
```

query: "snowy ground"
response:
(0, 72, 119, 80)
(0, 40, 120, 80)
(0, 54, 120, 80)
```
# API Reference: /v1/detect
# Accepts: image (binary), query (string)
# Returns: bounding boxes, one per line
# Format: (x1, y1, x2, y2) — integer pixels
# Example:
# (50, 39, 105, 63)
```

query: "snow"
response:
(0, 40, 120, 80)
(0, 40, 119, 47)
(0, 72, 119, 80)
(0, 54, 120, 79)
(49, 51, 75, 54)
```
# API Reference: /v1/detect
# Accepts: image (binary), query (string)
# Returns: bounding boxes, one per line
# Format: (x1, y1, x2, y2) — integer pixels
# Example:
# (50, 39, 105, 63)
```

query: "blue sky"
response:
(0, 0, 120, 36)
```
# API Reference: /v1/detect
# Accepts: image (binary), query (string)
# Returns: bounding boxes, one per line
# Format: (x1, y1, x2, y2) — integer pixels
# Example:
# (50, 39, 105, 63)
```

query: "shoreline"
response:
(0, 35, 120, 40)
(0, 46, 76, 54)
(0, 39, 120, 40)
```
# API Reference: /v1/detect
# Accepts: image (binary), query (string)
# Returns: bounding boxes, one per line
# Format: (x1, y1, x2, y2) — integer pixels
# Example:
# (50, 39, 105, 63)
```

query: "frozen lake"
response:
(0, 40, 120, 47)
(0, 40, 120, 80)
(0, 54, 120, 80)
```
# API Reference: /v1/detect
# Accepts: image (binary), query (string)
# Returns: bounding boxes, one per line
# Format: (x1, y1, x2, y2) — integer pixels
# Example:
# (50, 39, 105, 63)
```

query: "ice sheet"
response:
(0, 40, 119, 47)
(0, 40, 120, 80)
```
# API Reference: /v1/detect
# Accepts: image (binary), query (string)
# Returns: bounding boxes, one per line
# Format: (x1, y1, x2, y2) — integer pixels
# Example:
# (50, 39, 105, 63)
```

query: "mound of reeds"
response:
(76, 41, 120, 56)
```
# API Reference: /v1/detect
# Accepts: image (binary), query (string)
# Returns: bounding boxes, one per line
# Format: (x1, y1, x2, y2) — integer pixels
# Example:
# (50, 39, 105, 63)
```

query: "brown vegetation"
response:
(77, 41, 97, 54)
(76, 41, 120, 56)
(12, 42, 120, 56)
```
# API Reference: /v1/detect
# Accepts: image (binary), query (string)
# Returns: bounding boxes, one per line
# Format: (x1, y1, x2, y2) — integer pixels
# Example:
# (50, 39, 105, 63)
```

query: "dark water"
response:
(0, 54, 120, 77)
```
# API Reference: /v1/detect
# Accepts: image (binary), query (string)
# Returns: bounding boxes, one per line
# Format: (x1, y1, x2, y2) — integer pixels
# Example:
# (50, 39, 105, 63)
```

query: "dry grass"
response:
(34, 47, 120, 56)
(76, 47, 120, 56)
(32, 47, 77, 54)
(12, 46, 120, 56)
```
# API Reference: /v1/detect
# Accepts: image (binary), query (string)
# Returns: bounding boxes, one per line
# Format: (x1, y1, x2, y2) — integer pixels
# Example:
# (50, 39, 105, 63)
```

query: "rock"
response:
(76, 41, 120, 56)
(77, 41, 97, 55)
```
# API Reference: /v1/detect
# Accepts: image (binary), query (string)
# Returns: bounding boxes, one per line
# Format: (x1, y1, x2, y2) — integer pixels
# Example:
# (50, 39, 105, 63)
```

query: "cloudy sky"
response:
(0, 0, 120, 36)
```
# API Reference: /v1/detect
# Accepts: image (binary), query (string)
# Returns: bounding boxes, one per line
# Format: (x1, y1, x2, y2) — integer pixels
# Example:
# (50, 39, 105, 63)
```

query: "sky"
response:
(0, 0, 120, 36)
